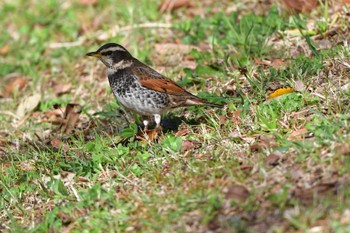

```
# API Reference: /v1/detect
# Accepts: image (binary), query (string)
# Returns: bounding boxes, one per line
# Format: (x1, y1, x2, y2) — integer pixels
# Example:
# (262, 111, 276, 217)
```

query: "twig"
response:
(97, 22, 173, 41)
(48, 22, 173, 49)
(48, 37, 85, 49)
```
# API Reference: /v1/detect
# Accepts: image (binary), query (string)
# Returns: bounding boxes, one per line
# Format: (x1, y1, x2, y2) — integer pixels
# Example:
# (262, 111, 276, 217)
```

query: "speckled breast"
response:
(108, 70, 170, 116)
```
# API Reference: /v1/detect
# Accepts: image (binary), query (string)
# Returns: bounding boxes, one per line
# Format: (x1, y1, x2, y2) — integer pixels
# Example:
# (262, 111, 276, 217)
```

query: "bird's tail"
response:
(185, 96, 224, 108)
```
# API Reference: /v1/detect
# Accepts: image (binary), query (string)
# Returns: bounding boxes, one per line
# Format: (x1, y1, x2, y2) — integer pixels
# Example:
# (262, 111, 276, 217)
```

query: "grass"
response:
(1, 0, 350, 232)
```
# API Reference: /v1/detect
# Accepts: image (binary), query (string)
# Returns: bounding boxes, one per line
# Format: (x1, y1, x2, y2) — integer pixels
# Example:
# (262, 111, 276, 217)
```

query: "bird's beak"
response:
(86, 51, 101, 58)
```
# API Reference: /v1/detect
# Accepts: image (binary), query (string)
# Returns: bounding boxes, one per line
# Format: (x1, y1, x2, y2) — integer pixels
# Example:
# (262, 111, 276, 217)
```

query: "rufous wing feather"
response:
(132, 62, 224, 108)
(133, 64, 188, 95)
(140, 79, 188, 95)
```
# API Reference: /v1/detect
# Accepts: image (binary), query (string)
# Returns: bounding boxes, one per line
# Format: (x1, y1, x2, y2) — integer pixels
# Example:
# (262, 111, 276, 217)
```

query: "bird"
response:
(86, 43, 223, 131)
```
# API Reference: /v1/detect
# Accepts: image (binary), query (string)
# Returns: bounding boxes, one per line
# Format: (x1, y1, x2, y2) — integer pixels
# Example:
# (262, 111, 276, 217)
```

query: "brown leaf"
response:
(336, 143, 350, 155)
(0, 45, 10, 55)
(45, 108, 65, 117)
(254, 58, 288, 69)
(218, 116, 227, 125)
(266, 151, 282, 166)
(251, 135, 277, 152)
(3, 76, 27, 97)
(232, 165, 253, 175)
(287, 128, 308, 141)
(270, 58, 288, 69)
(279, 0, 319, 12)
(158, 0, 191, 13)
(174, 129, 190, 137)
(40, 108, 66, 124)
(57, 211, 74, 224)
(51, 137, 69, 153)
(60, 104, 81, 134)
(78, 0, 98, 6)
(223, 184, 250, 202)
(77, 176, 90, 182)
(232, 110, 242, 124)
(260, 135, 277, 147)
(293, 181, 338, 203)
(136, 129, 161, 142)
(182, 139, 200, 151)
(53, 83, 72, 96)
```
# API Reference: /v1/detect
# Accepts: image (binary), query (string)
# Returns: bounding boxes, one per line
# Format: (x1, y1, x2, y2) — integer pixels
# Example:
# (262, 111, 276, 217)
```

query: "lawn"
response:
(1, 0, 350, 232)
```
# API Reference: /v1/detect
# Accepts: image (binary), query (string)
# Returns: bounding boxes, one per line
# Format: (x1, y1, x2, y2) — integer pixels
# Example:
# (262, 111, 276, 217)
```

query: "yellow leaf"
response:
(268, 87, 295, 100)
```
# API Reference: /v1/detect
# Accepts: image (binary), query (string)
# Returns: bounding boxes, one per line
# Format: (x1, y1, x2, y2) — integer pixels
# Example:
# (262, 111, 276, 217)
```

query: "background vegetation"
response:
(1, 0, 350, 232)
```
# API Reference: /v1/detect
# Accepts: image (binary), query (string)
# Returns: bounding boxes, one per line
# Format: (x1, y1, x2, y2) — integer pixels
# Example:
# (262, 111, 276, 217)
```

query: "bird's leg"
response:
(154, 114, 161, 131)
(141, 115, 152, 131)
(143, 119, 149, 131)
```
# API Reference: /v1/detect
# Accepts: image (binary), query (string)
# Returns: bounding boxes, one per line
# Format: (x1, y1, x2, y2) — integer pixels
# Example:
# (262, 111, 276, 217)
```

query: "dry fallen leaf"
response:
(293, 181, 338, 203)
(218, 115, 227, 125)
(232, 165, 253, 175)
(254, 57, 288, 69)
(158, 0, 191, 13)
(279, 0, 319, 12)
(294, 80, 305, 92)
(174, 128, 190, 137)
(3, 76, 27, 97)
(251, 136, 278, 152)
(336, 143, 350, 155)
(136, 129, 159, 143)
(77, 176, 90, 182)
(57, 211, 74, 224)
(232, 110, 242, 124)
(0, 45, 10, 55)
(266, 151, 283, 166)
(78, 0, 98, 6)
(53, 83, 72, 96)
(40, 108, 66, 124)
(223, 184, 250, 202)
(270, 58, 289, 69)
(287, 128, 308, 141)
(51, 137, 69, 153)
(16, 93, 41, 119)
(59, 103, 81, 134)
(182, 139, 200, 151)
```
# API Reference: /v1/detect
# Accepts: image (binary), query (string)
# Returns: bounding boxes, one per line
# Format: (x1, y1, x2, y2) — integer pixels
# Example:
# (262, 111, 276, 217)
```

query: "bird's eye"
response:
(102, 51, 113, 56)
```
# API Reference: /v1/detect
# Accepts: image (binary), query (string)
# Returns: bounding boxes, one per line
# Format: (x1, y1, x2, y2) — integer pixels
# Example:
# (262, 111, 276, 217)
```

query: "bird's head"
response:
(86, 43, 133, 69)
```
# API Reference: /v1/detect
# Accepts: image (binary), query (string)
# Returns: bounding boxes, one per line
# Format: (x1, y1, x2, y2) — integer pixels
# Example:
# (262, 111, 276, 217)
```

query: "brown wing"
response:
(132, 63, 188, 96)
(132, 61, 224, 108)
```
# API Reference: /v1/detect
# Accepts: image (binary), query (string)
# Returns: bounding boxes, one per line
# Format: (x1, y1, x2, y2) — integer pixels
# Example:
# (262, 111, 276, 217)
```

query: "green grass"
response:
(1, 0, 350, 232)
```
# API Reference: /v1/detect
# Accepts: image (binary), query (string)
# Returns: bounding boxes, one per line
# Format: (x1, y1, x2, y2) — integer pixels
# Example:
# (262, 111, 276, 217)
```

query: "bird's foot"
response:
(135, 129, 158, 143)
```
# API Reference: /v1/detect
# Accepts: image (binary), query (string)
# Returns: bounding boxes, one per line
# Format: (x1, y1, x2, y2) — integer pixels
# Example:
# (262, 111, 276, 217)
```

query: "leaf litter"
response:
(2, 0, 350, 232)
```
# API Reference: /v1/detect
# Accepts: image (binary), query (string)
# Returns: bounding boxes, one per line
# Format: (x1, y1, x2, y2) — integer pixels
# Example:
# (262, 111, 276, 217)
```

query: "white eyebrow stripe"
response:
(100, 46, 126, 53)
(111, 60, 132, 70)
